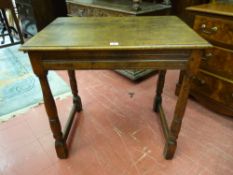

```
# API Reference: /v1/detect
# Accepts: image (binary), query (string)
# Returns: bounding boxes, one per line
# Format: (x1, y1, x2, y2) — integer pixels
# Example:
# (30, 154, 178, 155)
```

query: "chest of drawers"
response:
(180, 3, 233, 116)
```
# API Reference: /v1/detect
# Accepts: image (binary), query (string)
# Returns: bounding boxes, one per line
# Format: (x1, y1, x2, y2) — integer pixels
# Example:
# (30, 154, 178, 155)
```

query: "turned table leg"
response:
(164, 50, 202, 159)
(153, 70, 166, 112)
(37, 71, 68, 159)
(163, 70, 191, 159)
(68, 70, 82, 112)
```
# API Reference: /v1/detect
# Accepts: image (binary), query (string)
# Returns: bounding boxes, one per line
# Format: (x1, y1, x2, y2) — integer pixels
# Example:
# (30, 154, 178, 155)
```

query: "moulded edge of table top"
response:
(186, 2, 233, 17)
(20, 44, 212, 52)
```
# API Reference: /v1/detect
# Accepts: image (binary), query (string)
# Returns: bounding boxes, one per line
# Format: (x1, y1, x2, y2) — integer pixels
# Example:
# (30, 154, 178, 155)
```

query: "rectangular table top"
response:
(20, 16, 211, 51)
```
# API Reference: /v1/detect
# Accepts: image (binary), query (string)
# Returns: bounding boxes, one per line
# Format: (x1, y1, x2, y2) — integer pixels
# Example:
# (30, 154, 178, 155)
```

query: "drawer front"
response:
(194, 15, 233, 48)
(67, 3, 127, 17)
(201, 47, 233, 80)
(191, 71, 233, 108)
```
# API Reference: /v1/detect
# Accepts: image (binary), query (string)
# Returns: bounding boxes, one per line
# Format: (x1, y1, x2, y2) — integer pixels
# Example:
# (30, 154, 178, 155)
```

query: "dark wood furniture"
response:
(0, 0, 24, 48)
(66, 0, 171, 17)
(176, 2, 233, 116)
(66, 0, 171, 80)
(15, 0, 67, 36)
(171, 0, 209, 26)
(20, 16, 211, 159)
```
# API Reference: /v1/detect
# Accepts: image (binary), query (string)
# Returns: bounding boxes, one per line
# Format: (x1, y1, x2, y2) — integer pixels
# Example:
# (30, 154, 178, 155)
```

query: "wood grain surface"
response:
(20, 16, 211, 51)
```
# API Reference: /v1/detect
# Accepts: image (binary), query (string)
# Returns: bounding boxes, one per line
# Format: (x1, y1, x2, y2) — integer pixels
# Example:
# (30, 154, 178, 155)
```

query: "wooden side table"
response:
(20, 16, 211, 159)
(66, 0, 171, 80)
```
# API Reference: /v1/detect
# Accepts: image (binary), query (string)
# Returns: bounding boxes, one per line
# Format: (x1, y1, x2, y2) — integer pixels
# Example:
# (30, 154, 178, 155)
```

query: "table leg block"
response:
(163, 139, 177, 160)
(55, 140, 68, 159)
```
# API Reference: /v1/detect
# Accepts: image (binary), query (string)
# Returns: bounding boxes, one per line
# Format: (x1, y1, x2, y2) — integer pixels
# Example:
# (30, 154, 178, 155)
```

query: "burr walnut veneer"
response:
(20, 16, 211, 159)
(177, 3, 233, 116)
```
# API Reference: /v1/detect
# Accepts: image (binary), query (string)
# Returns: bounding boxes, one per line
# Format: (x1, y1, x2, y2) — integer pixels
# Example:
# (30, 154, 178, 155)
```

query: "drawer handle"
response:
(205, 52, 213, 57)
(201, 24, 218, 34)
(200, 79, 206, 85)
(202, 52, 213, 61)
(193, 76, 206, 85)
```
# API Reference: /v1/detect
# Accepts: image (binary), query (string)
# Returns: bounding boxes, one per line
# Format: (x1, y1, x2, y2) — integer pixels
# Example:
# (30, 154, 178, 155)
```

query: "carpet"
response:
(0, 45, 71, 122)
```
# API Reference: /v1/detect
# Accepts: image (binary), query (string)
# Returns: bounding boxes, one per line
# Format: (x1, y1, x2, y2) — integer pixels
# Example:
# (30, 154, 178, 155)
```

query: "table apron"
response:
(42, 59, 188, 70)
